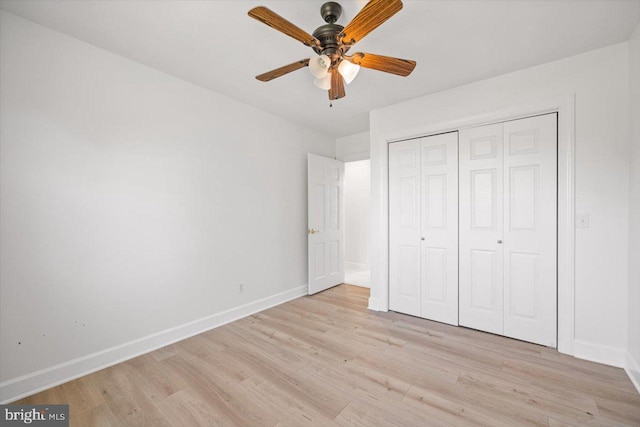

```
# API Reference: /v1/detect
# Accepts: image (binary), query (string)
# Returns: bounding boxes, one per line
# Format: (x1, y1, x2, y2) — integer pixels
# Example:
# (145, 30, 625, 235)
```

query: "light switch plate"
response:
(576, 214, 590, 228)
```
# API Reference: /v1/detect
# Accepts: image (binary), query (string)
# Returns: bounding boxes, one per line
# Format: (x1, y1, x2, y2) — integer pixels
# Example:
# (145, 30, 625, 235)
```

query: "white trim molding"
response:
(0, 285, 308, 404)
(572, 340, 627, 368)
(345, 262, 369, 271)
(369, 95, 576, 356)
(626, 352, 640, 394)
(367, 297, 386, 312)
(340, 151, 370, 162)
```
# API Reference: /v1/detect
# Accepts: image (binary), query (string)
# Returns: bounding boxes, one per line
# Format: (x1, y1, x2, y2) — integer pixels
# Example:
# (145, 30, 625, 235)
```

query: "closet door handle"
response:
(497, 240, 503, 244)
(421, 237, 425, 241)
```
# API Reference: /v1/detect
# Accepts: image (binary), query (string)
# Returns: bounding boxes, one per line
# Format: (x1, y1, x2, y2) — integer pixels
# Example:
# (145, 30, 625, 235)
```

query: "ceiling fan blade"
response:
(248, 7, 320, 47)
(350, 52, 416, 76)
(256, 59, 310, 82)
(341, 0, 403, 45)
(329, 68, 346, 100)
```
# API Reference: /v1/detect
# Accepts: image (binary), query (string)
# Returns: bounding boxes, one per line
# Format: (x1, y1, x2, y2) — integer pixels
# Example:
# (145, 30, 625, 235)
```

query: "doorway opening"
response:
(344, 159, 370, 288)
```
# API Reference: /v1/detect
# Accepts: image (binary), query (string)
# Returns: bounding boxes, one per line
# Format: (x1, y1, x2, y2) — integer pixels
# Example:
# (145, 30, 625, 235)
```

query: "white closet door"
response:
(420, 132, 458, 325)
(389, 140, 421, 316)
(460, 114, 557, 346)
(503, 114, 557, 347)
(459, 124, 505, 335)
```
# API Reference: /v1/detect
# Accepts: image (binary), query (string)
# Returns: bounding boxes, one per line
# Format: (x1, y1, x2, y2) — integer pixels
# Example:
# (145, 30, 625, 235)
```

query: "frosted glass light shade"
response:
(338, 59, 360, 84)
(313, 73, 332, 90)
(309, 55, 331, 78)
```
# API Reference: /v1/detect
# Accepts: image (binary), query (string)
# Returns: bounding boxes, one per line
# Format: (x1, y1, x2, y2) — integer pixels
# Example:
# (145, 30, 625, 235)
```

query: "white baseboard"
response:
(0, 285, 308, 404)
(573, 339, 626, 368)
(625, 351, 640, 394)
(345, 262, 369, 271)
(368, 297, 387, 312)
(345, 282, 370, 289)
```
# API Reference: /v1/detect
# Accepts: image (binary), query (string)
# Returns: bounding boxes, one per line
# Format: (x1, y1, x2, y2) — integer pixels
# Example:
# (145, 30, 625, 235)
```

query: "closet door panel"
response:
(420, 132, 458, 325)
(503, 114, 557, 347)
(389, 140, 421, 316)
(459, 124, 504, 335)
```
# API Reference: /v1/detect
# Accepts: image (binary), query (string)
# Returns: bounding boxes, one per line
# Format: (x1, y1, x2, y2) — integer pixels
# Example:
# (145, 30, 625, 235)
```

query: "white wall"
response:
(370, 43, 630, 366)
(628, 21, 640, 391)
(336, 131, 370, 162)
(344, 160, 370, 271)
(0, 11, 334, 401)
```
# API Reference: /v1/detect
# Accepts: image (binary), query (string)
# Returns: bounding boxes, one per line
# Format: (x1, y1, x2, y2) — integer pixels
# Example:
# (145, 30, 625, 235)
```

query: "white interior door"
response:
(389, 133, 459, 323)
(459, 123, 505, 335)
(420, 132, 459, 325)
(503, 114, 557, 347)
(308, 154, 345, 295)
(389, 140, 421, 316)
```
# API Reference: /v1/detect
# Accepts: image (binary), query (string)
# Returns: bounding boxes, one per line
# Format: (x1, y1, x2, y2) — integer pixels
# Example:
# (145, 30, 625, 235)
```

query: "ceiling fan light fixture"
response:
(338, 59, 360, 84)
(309, 54, 331, 78)
(313, 73, 332, 90)
(249, 1, 416, 101)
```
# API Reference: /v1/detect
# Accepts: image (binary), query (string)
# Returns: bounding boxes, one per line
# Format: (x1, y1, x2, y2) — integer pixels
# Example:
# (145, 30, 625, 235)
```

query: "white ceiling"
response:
(1, 0, 639, 138)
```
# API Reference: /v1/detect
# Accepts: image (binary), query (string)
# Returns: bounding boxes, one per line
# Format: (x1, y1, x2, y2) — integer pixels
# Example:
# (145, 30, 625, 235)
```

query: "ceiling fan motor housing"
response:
(313, 2, 349, 60)
(312, 24, 346, 58)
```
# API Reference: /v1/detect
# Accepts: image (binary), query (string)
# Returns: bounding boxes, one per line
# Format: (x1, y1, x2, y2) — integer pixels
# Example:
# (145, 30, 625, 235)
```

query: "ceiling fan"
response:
(248, 0, 416, 102)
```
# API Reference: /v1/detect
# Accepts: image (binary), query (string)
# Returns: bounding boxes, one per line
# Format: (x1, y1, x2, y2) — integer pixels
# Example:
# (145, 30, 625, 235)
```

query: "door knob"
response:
(497, 240, 503, 244)
(421, 237, 425, 241)
(309, 229, 320, 234)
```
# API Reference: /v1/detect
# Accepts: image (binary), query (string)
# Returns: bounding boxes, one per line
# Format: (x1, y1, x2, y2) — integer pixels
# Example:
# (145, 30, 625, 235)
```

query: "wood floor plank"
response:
(298, 359, 411, 403)
(72, 404, 122, 427)
(159, 354, 270, 426)
(87, 365, 173, 427)
(402, 385, 514, 427)
(13, 284, 640, 426)
(348, 391, 458, 427)
(333, 402, 377, 427)
(503, 357, 640, 402)
(20, 376, 104, 422)
(594, 394, 640, 426)
(235, 314, 362, 367)
(225, 347, 352, 420)
(456, 370, 599, 423)
(121, 354, 189, 402)
(395, 343, 600, 416)
(149, 344, 179, 362)
(155, 388, 228, 427)
(234, 375, 341, 426)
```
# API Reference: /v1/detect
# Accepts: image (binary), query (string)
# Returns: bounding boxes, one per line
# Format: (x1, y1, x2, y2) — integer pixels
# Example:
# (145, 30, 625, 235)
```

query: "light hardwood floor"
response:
(17, 285, 640, 426)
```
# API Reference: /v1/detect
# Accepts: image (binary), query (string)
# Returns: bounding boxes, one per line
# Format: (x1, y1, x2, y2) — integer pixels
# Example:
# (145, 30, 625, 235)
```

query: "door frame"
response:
(370, 95, 575, 355)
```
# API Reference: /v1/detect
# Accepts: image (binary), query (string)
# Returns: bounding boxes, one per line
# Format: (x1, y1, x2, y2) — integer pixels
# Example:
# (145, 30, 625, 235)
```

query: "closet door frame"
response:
(372, 95, 575, 355)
